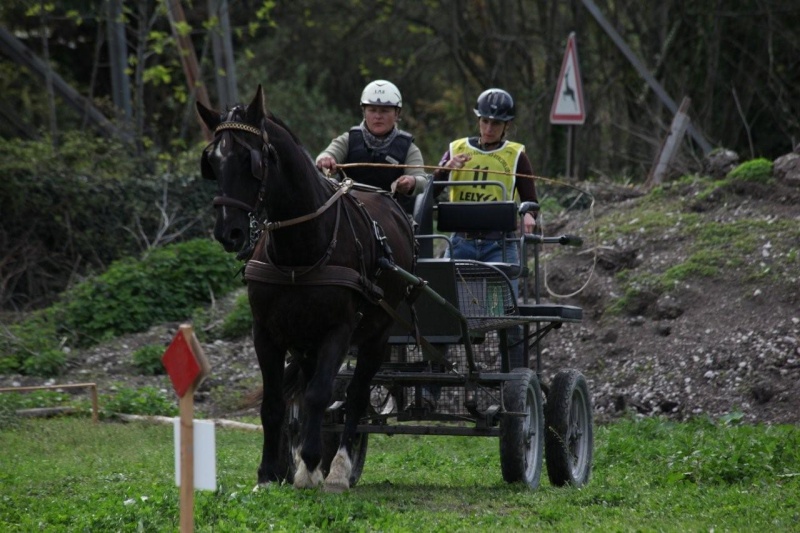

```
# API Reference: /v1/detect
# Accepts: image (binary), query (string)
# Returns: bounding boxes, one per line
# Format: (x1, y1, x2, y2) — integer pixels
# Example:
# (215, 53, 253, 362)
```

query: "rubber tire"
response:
(499, 368, 545, 488)
(544, 369, 594, 487)
(277, 400, 301, 484)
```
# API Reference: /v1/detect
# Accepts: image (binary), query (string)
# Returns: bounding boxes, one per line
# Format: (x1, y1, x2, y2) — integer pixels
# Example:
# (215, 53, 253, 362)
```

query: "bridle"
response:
(205, 116, 356, 261)
(209, 120, 274, 215)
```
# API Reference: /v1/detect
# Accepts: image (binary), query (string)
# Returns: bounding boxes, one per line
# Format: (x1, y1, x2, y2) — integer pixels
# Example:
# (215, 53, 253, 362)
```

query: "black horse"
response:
(197, 86, 416, 492)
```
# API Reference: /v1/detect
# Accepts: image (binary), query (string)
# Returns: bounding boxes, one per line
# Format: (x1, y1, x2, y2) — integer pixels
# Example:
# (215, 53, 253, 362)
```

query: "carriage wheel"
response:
(499, 368, 544, 488)
(544, 369, 594, 487)
(278, 400, 302, 484)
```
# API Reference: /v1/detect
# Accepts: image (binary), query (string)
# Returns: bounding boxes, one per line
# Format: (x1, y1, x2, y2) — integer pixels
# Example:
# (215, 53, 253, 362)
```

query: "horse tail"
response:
(282, 358, 305, 402)
(241, 387, 263, 410)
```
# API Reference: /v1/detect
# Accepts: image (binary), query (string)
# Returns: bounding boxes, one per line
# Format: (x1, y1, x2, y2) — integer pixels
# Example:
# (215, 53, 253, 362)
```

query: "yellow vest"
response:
(448, 138, 525, 202)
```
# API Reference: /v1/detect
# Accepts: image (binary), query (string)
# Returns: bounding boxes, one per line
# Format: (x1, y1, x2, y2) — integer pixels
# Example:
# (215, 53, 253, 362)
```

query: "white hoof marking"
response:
(324, 448, 352, 493)
(293, 448, 323, 489)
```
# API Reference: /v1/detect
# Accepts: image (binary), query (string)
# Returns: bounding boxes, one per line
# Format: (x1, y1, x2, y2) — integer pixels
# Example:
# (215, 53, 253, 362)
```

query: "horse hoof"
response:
(323, 480, 349, 494)
(323, 449, 352, 493)
(293, 462, 324, 489)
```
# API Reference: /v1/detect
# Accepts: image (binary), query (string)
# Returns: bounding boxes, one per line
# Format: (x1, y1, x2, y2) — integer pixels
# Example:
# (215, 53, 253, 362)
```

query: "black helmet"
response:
(473, 88, 515, 121)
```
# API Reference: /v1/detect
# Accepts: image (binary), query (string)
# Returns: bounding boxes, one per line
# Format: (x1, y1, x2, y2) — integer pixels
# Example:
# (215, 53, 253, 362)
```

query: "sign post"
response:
(550, 32, 586, 178)
(162, 324, 211, 533)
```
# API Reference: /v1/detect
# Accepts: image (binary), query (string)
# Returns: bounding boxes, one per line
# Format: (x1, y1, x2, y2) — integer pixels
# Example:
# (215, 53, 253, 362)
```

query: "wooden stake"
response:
(162, 324, 210, 533)
(179, 387, 195, 533)
(646, 97, 692, 189)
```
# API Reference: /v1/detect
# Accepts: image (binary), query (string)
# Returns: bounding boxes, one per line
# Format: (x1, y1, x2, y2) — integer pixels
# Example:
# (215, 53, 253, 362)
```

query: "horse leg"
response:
(293, 323, 353, 489)
(324, 333, 388, 493)
(253, 324, 288, 487)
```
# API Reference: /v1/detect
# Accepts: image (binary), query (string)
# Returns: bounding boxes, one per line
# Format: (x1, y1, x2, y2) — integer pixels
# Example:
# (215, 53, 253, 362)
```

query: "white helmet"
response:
(360, 80, 402, 108)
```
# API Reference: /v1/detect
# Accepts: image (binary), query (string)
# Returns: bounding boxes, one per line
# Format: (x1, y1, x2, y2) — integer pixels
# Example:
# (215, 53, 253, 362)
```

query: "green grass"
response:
(2, 417, 798, 531)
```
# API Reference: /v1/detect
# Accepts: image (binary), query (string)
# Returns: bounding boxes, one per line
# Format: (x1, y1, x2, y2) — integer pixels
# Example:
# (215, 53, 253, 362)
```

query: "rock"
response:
(751, 382, 774, 404)
(773, 152, 800, 187)
(654, 294, 684, 320)
(600, 329, 619, 343)
(702, 148, 739, 178)
(655, 323, 672, 336)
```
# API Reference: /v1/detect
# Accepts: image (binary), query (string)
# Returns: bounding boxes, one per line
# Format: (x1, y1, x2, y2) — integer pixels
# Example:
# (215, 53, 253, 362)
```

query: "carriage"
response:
(197, 86, 593, 492)
(303, 181, 593, 490)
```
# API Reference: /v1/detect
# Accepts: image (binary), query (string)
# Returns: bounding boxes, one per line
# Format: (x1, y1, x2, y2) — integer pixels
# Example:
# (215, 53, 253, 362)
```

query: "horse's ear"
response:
(247, 85, 266, 123)
(196, 101, 220, 131)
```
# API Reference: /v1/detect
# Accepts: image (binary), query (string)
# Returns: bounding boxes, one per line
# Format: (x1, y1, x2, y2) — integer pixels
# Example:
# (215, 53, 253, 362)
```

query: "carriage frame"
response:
(290, 180, 594, 489)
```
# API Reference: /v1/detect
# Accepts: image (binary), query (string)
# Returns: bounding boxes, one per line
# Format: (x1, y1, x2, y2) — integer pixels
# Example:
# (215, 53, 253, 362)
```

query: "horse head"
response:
(197, 86, 275, 255)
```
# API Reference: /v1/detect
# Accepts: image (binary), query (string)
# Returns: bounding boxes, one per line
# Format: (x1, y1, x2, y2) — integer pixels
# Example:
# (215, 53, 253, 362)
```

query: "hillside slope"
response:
(3, 176, 798, 425)
(539, 177, 800, 424)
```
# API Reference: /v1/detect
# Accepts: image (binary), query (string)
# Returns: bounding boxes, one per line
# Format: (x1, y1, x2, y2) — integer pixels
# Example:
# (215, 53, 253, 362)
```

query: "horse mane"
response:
(266, 112, 303, 146)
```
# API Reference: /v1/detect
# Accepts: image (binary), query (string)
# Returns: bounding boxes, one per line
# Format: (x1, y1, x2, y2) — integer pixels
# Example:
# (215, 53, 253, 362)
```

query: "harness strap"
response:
(213, 196, 255, 212)
(244, 260, 384, 300)
(265, 178, 353, 231)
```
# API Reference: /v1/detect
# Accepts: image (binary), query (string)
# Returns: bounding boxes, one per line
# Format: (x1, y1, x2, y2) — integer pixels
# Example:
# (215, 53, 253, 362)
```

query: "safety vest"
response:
(448, 137, 524, 203)
(346, 128, 415, 213)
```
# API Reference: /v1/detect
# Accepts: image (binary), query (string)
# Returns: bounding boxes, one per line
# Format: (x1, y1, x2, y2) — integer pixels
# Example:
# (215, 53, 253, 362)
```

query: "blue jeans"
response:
(446, 233, 521, 296)
(446, 233, 526, 370)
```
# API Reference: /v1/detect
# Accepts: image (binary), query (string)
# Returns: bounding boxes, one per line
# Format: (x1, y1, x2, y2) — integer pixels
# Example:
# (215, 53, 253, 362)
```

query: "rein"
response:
(263, 178, 354, 231)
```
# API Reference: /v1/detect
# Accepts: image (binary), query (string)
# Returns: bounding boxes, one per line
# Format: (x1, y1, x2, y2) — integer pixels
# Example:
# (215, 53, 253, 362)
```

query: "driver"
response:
(315, 80, 428, 214)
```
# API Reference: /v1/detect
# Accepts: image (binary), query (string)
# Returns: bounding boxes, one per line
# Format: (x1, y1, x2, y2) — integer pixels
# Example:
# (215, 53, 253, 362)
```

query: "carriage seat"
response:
(436, 201, 522, 279)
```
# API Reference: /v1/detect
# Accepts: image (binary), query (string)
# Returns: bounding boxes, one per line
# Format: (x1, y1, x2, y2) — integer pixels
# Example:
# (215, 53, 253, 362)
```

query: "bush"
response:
(218, 293, 253, 339)
(0, 133, 216, 310)
(102, 386, 178, 416)
(726, 157, 773, 183)
(1, 239, 242, 375)
(132, 344, 167, 376)
(0, 308, 62, 376)
(0, 389, 72, 429)
(21, 349, 67, 377)
(55, 239, 241, 347)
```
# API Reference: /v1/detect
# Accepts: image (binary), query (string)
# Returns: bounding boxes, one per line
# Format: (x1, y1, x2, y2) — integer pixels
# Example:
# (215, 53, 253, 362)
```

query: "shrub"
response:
(218, 293, 253, 339)
(132, 344, 167, 375)
(1, 238, 241, 374)
(21, 349, 67, 377)
(0, 133, 216, 310)
(102, 386, 178, 416)
(0, 389, 72, 429)
(0, 308, 62, 376)
(726, 157, 773, 183)
(54, 239, 241, 347)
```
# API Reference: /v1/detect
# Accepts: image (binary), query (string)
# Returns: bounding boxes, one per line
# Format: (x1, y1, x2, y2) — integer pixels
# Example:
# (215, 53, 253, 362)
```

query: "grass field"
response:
(1, 416, 799, 532)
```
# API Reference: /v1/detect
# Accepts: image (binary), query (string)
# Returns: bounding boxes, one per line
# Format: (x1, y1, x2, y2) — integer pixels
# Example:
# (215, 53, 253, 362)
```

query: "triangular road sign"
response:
(550, 33, 586, 125)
